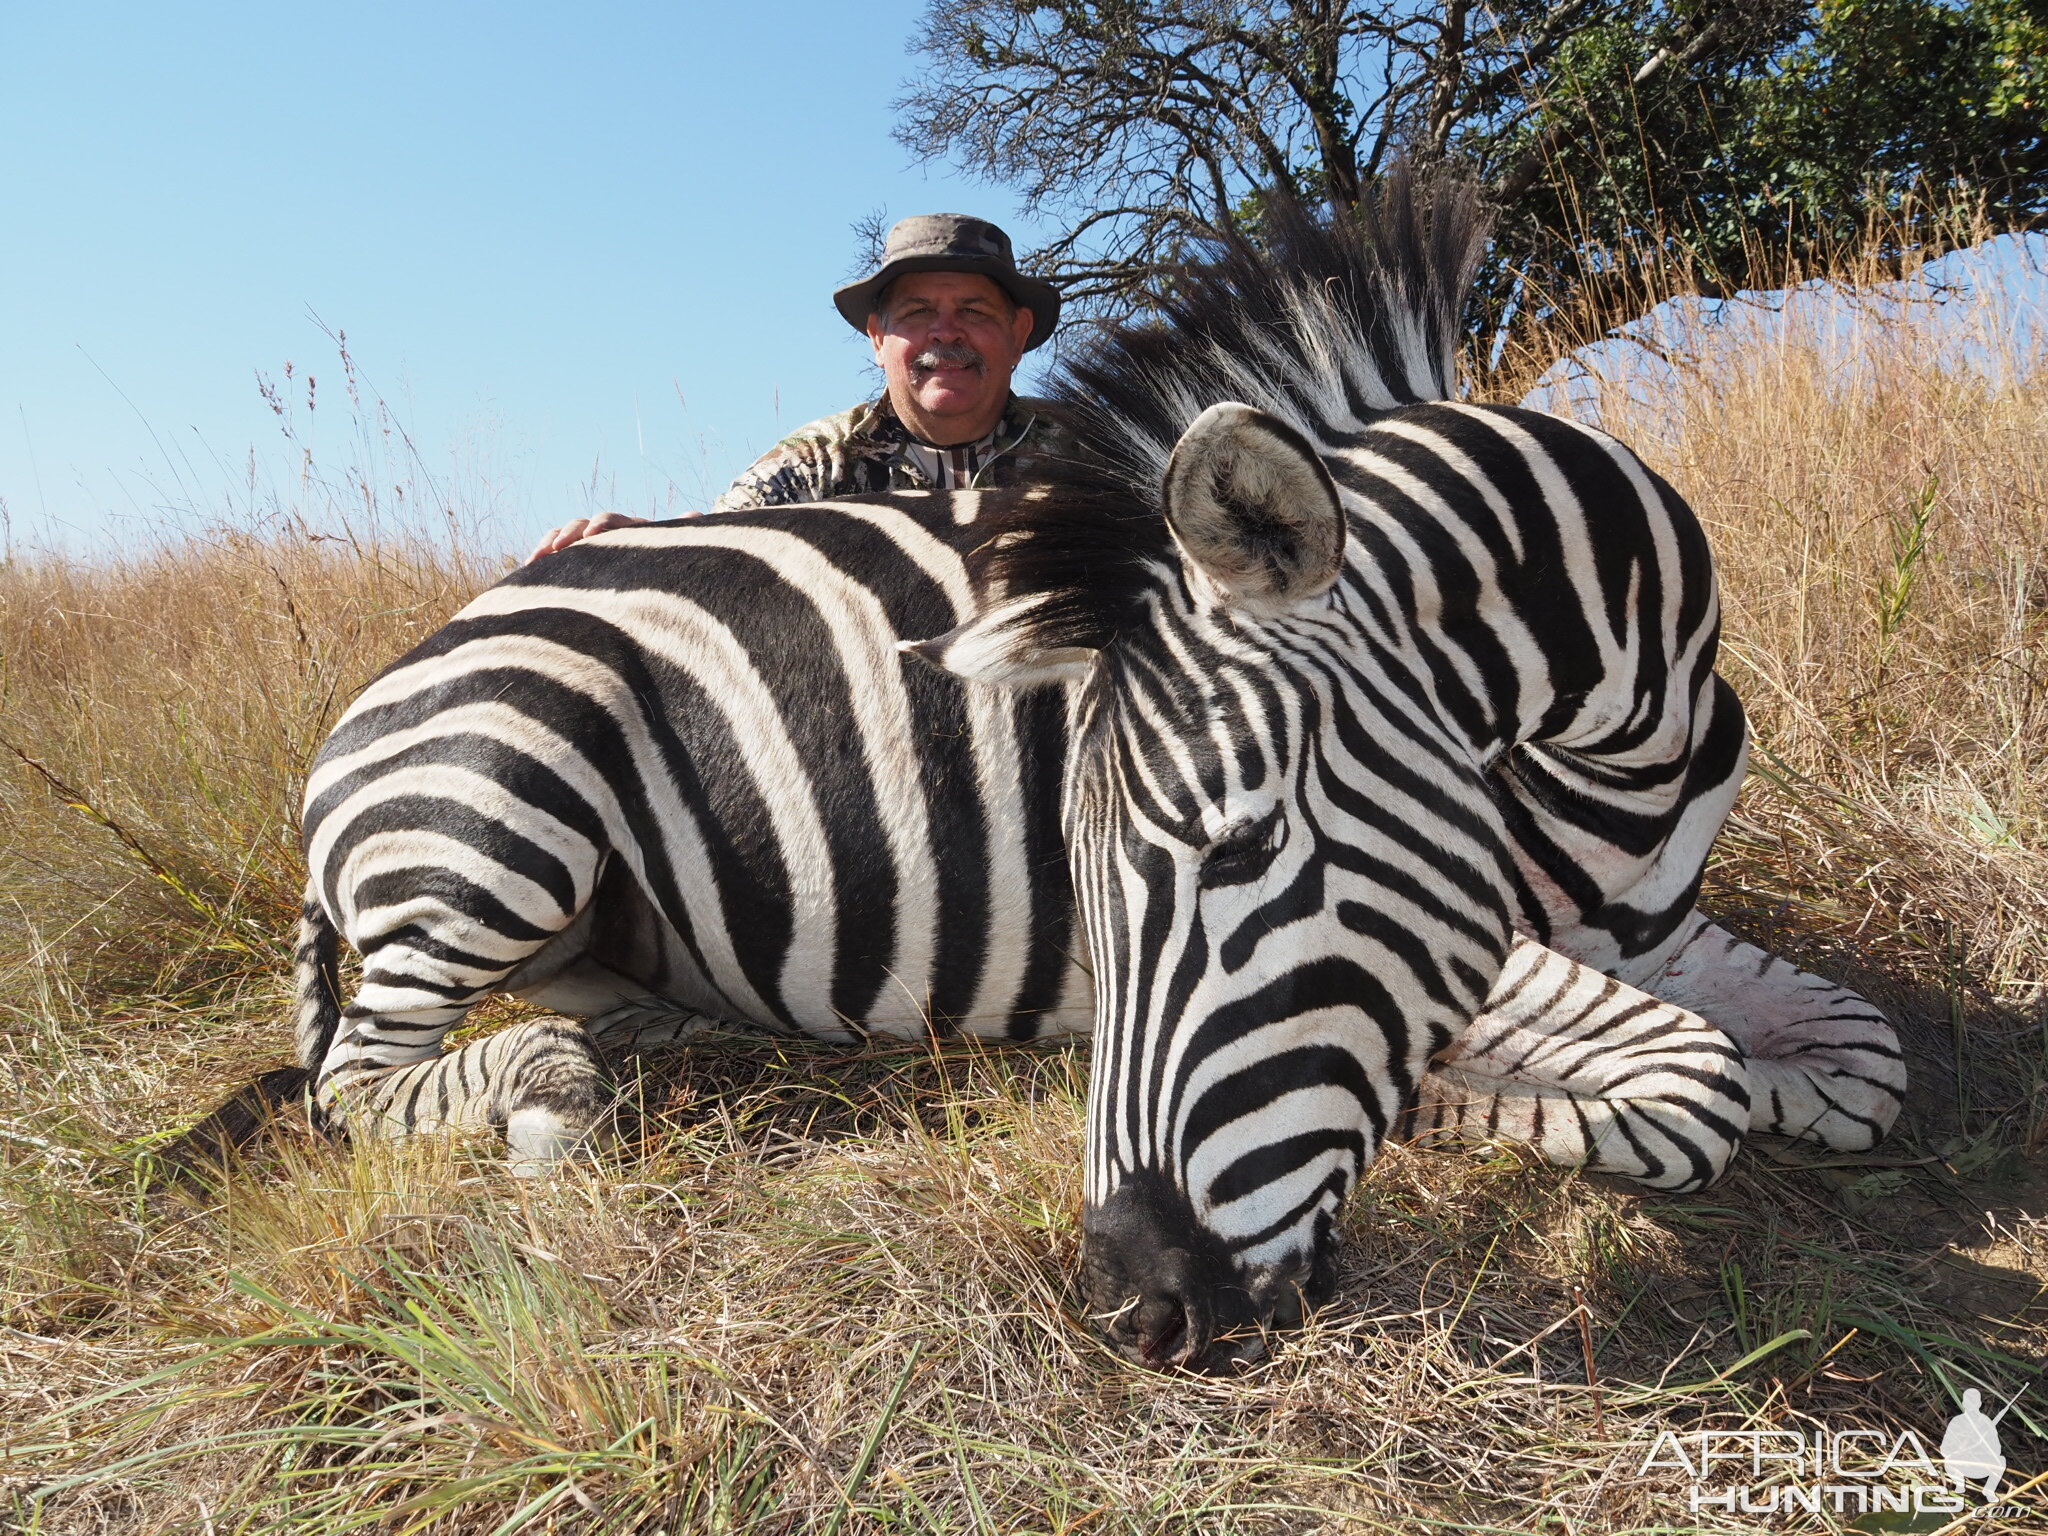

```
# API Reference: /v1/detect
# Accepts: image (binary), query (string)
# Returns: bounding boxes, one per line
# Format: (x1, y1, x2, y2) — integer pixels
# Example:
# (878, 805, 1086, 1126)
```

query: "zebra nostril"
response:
(1266, 1284, 1305, 1331)
(1136, 1296, 1186, 1363)
(1135, 1271, 1215, 1367)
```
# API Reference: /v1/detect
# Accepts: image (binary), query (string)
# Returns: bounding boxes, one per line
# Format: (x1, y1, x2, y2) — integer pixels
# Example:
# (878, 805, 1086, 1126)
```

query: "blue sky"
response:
(0, 1, 1053, 551)
(7, 4, 2043, 556)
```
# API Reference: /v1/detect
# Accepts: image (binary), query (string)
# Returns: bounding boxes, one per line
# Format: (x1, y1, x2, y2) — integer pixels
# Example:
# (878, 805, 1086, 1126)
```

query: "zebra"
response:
(184, 170, 1905, 1369)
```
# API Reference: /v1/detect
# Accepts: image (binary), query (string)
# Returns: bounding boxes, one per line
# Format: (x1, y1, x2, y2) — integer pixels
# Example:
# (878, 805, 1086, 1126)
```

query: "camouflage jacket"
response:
(710, 394, 1088, 513)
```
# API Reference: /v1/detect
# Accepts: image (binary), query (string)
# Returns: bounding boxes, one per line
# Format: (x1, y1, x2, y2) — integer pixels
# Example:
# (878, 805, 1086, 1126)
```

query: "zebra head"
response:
(913, 402, 1505, 1368)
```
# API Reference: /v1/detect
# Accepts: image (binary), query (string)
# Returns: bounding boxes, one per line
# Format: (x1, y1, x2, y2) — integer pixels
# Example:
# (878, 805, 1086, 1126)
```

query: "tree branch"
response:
(1492, 10, 1732, 206)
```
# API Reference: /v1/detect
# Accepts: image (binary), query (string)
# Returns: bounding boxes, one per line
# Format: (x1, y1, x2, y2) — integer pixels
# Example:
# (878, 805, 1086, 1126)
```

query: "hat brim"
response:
(834, 256, 1063, 351)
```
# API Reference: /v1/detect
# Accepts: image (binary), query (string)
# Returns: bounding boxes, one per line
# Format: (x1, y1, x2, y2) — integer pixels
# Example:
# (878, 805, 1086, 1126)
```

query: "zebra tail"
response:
(148, 888, 334, 1182)
(292, 885, 343, 1075)
(148, 1066, 311, 1185)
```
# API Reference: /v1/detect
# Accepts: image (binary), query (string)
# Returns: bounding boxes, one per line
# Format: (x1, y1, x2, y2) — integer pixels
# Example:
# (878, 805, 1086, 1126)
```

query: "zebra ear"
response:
(900, 595, 1098, 688)
(1161, 402, 1345, 612)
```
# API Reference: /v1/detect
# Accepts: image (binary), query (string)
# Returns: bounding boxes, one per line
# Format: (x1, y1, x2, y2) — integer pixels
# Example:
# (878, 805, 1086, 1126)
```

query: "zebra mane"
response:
(1047, 165, 1490, 500)
(950, 169, 1487, 660)
(954, 484, 1176, 662)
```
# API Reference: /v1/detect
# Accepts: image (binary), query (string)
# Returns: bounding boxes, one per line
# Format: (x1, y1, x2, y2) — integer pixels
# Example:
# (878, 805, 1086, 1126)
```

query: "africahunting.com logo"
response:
(1636, 1390, 2027, 1519)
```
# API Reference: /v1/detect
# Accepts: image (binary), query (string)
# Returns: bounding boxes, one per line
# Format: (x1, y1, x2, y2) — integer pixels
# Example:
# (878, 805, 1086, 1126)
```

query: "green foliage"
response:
(1474, 0, 2048, 348)
(900, 0, 2048, 358)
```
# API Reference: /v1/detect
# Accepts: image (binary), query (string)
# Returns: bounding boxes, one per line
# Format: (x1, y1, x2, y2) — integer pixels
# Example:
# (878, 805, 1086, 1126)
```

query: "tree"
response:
(896, 0, 2048, 363)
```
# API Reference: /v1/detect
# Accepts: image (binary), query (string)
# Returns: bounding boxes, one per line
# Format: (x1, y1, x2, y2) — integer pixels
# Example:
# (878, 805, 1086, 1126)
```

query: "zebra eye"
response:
(1199, 807, 1285, 889)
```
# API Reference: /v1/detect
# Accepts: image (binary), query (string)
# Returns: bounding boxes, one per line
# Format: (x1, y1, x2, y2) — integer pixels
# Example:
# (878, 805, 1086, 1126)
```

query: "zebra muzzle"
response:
(1082, 1177, 1312, 1372)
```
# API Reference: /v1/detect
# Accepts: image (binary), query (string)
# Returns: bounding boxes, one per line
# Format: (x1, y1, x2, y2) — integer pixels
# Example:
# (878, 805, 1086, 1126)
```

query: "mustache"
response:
(911, 342, 986, 373)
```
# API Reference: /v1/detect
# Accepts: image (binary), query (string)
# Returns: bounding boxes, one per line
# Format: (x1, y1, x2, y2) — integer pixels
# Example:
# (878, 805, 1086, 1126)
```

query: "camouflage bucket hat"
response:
(834, 213, 1063, 351)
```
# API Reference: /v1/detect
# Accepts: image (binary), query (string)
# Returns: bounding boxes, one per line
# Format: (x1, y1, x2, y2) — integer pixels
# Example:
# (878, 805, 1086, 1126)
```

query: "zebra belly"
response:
(512, 854, 1094, 1041)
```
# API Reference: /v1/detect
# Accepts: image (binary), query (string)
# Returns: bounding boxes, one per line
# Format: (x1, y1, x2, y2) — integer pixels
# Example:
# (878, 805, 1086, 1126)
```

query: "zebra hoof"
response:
(505, 1105, 602, 1176)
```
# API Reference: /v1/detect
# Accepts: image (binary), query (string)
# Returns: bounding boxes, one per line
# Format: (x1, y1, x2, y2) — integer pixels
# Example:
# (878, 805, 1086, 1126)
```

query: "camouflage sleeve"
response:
(709, 437, 834, 514)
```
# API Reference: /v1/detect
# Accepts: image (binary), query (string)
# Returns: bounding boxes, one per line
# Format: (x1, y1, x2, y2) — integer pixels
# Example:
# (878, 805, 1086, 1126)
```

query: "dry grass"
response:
(1531, 239, 2048, 1156)
(3, 262, 2047, 1533)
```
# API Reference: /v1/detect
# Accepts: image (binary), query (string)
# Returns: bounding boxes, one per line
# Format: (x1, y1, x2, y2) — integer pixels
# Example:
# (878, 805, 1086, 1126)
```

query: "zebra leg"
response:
(334, 1016, 615, 1174)
(1496, 671, 1904, 1154)
(1621, 913, 1907, 1151)
(1410, 938, 1750, 1192)
(311, 892, 619, 1169)
(583, 997, 723, 1062)
(326, 1000, 725, 1175)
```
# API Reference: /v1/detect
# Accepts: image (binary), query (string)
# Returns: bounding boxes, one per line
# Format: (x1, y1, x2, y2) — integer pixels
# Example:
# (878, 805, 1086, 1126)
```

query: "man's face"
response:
(867, 271, 1035, 442)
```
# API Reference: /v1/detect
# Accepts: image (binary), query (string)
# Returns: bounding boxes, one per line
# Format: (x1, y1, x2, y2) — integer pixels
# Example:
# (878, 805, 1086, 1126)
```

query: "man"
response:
(529, 214, 1079, 559)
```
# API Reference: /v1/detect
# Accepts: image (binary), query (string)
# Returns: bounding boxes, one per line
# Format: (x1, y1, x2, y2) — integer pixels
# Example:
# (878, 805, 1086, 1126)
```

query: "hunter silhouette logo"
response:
(1942, 1388, 2021, 1501)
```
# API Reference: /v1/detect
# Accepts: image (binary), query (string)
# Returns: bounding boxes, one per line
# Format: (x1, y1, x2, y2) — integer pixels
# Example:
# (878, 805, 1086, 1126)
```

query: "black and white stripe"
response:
(298, 496, 1090, 1124)
(191, 170, 1901, 1364)
(910, 176, 1903, 1360)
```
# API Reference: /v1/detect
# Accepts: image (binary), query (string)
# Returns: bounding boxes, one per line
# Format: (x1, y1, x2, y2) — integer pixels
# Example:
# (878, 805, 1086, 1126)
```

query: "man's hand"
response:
(526, 511, 672, 563)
